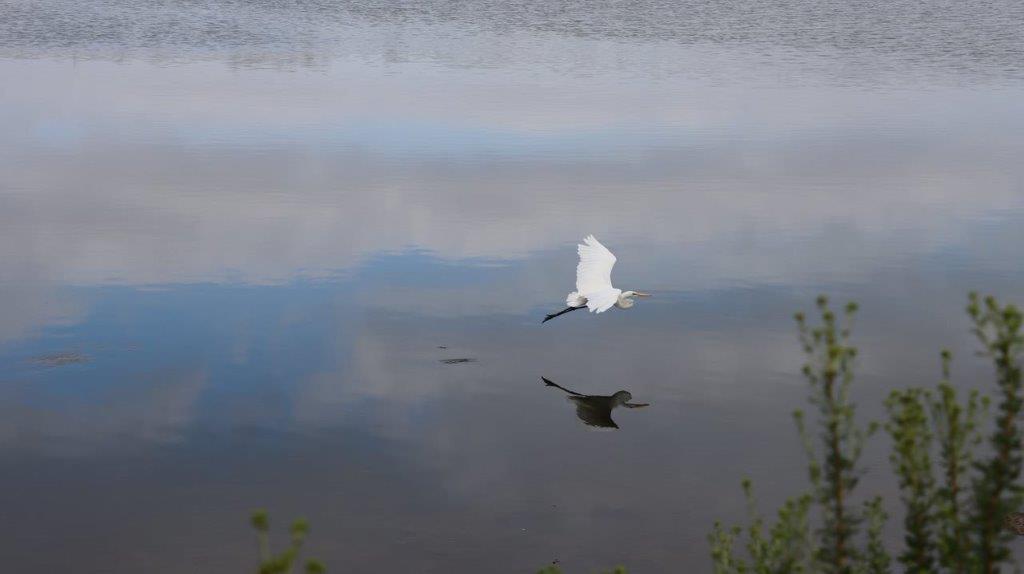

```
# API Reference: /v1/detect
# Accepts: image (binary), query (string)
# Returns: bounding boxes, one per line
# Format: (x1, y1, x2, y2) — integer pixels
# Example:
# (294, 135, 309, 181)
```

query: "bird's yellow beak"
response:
(635, 292, 651, 297)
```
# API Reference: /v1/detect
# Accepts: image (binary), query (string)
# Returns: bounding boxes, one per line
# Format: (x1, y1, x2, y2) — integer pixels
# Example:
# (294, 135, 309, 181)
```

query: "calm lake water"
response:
(2, 0, 1024, 571)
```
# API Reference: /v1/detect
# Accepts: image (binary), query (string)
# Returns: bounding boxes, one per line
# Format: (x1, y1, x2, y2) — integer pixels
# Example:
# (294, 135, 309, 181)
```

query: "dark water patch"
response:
(31, 352, 89, 367)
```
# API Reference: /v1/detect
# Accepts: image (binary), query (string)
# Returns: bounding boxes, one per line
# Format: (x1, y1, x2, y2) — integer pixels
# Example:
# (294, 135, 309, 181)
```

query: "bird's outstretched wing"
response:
(575, 235, 620, 313)
(570, 397, 619, 429)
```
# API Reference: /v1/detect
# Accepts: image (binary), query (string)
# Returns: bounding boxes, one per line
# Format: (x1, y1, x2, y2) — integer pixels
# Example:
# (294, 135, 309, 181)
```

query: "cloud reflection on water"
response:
(2, 8, 1024, 570)
(2, 61, 1023, 307)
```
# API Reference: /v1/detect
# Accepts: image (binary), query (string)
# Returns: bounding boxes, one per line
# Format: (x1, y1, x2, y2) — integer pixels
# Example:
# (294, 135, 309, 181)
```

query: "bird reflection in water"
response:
(542, 377, 649, 429)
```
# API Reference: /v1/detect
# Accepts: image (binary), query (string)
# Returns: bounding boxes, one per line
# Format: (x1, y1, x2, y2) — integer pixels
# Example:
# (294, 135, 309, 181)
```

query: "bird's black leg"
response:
(541, 377, 585, 396)
(542, 305, 585, 324)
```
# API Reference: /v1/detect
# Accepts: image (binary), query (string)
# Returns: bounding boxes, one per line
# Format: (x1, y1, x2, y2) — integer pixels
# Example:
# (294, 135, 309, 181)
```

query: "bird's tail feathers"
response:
(565, 291, 586, 306)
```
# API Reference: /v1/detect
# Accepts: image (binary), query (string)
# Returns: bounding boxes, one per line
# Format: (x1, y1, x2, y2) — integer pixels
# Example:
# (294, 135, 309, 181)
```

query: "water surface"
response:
(2, 0, 1024, 571)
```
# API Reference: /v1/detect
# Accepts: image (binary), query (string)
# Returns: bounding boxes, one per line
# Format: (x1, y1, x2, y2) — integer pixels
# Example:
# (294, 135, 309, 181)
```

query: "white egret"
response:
(542, 234, 650, 323)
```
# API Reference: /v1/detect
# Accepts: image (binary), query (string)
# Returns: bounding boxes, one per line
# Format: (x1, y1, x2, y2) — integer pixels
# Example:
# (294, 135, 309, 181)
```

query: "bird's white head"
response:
(617, 290, 651, 308)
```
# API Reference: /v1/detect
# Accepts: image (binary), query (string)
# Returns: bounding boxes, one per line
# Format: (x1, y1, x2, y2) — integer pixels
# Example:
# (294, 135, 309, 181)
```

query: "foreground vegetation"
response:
(250, 510, 325, 574)
(710, 293, 1023, 574)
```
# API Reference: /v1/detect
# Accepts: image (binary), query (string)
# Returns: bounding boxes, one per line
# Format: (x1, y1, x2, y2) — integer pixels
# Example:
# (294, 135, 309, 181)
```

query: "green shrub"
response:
(250, 509, 325, 574)
(710, 293, 1024, 574)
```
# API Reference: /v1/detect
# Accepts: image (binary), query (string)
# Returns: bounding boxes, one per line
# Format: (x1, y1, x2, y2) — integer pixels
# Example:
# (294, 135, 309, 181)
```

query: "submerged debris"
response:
(439, 358, 476, 365)
(1005, 512, 1024, 535)
(33, 352, 89, 367)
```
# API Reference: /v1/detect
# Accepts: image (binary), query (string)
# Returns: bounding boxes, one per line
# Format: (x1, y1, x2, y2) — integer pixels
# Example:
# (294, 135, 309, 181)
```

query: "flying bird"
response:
(543, 235, 650, 323)
(542, 377, 649, 429)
